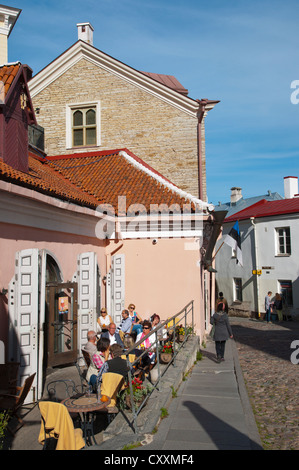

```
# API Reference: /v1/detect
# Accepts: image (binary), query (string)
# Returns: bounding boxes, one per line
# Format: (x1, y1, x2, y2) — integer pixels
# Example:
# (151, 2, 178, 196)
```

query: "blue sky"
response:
(4, 0, 299, 205)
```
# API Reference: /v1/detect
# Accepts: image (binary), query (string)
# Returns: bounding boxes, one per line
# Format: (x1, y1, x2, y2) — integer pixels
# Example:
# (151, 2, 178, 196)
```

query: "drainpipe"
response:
(196, 99, 208, 201)
(250, 217, 260, 318)
(196, 99, 220, 201)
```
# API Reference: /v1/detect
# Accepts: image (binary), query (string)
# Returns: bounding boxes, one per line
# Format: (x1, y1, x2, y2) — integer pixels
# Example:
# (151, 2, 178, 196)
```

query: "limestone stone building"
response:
(29, 23, 219, 201)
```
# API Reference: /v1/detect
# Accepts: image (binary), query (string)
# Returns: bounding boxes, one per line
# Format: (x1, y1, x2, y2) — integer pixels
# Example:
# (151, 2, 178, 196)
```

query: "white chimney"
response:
(0, 5, 21, 64)
(284, 176, 298, 199)
(77, 23, 94, 45)
(230, 187, 243, 204)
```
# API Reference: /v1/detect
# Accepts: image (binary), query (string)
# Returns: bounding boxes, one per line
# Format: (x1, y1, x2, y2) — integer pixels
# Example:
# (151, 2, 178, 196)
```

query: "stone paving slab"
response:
(230, 317, 299, 451)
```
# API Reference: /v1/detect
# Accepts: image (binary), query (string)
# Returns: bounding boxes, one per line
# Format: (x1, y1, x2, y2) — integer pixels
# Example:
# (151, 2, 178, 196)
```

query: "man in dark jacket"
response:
(96, 343, 130, 388)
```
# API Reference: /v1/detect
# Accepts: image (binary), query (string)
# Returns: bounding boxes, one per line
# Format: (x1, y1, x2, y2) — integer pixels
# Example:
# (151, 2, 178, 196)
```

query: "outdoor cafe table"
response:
(62, 393, 111, 446)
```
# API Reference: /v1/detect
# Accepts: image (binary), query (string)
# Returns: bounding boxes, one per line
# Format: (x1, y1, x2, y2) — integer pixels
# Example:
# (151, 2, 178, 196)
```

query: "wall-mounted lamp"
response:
(152, 239, 158, 245)
(1, 288, 8, 295)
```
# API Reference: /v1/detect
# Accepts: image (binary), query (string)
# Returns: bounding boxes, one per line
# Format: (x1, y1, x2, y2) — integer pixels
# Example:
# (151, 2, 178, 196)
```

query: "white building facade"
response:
(215, 177, 299, 320)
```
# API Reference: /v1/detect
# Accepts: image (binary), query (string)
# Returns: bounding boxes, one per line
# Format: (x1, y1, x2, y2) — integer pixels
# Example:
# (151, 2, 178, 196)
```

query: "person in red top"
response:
(87, 337, 111, 386)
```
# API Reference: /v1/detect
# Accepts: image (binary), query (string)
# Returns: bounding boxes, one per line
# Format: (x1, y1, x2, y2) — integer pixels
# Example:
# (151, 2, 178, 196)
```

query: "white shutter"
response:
(8, 275, 16, 362)
(106, 270, 112, 317)
(111, 253, 125, 325)
(14, 249, 39, 403)
(37, 250, 47, 400)
(77, 252, 99, 352)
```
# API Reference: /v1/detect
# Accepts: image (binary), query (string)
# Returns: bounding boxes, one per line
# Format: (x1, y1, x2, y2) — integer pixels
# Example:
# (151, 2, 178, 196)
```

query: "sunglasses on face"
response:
(143, 326, 150, 330)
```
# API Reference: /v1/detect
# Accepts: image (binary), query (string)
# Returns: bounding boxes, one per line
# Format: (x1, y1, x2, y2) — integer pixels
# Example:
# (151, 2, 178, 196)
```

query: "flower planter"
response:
(177, 334, 185, 343)
(125, 394, 145, 410)
(160, 353, 173, 364)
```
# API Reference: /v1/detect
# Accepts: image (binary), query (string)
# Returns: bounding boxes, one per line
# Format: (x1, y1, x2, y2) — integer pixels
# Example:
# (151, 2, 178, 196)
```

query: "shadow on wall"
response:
(0, 294, 8, 363)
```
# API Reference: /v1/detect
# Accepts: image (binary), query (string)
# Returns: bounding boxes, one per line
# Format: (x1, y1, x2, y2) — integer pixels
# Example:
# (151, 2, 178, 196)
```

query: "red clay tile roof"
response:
(0, 154, 99, 208)
(0, 63, 21, 97)
(0, 149, 202, 214)
(45, 149, 200, 214)
(225, 198, 299, 223)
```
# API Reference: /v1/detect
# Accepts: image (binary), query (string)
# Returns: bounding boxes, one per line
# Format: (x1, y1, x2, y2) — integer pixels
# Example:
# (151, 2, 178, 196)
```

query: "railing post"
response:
(172, 317, 176, 367)
(155, 329, 161, 391)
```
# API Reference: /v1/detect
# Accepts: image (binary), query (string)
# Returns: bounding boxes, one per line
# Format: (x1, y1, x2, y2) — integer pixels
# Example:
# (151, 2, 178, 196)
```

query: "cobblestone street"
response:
(230, 317, 299, 450)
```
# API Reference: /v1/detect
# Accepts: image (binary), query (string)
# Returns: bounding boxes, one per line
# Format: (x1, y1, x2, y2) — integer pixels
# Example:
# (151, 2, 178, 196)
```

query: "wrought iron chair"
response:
(46, 379, 78, 402)
(75, 357, 89, 393)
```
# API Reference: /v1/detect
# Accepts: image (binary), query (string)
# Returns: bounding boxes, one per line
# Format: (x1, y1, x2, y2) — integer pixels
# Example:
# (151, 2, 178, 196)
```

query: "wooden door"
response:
(47, 282, 78, 368)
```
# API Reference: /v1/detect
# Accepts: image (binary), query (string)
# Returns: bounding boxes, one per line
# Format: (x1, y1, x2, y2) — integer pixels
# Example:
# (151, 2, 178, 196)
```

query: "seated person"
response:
(123, 334, 142, 360)
(97, 308, 113, 333)
(101, 322, 124, 348)
(83, 330, 97, 357)
(124, 333, 151, 373)
(116, 309, 133, 339)
(150, 314, 169, 342)
(96, 344, 131, 389)
(87, 337, 111, 386)
(136, 320, 156, 365)
(128, 303, 143, 335)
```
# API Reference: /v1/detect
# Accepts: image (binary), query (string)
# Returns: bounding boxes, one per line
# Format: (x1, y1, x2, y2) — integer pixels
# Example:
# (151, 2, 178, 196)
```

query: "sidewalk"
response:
(94, 335, 262, 451)
(134, 338, 263, 451)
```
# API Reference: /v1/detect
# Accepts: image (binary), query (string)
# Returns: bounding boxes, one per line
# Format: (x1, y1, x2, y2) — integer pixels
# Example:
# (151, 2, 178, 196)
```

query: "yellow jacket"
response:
(38, 401, 85, 450)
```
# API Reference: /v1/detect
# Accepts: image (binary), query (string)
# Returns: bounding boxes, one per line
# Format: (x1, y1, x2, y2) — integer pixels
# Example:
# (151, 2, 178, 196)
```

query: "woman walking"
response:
(210, 302, 233, 362)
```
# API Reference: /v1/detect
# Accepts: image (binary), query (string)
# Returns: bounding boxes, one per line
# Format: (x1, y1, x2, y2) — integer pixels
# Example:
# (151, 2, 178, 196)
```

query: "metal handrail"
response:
(122, 300, 194, 433)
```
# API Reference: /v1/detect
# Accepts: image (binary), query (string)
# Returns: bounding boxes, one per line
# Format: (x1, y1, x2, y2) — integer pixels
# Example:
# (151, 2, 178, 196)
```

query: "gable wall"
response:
(32, 59, 206, 199)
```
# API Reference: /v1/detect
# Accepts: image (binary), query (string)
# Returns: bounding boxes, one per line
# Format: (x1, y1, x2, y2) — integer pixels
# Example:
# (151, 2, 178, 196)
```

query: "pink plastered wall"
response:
(0, 222, 107, 355)
(119, 237, 205, 338)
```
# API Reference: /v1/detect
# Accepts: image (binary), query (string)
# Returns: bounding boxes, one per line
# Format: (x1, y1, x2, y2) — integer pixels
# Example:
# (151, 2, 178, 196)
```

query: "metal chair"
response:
(46, 379, 78, 402)
(75, 358, 89, 393)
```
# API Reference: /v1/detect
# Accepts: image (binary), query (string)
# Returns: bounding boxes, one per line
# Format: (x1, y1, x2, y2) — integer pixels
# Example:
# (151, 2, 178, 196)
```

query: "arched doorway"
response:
(45, 254, 78, 370)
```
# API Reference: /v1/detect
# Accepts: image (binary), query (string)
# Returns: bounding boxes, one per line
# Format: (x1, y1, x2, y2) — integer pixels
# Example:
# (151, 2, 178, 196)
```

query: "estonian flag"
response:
(224, 221, 243, 266)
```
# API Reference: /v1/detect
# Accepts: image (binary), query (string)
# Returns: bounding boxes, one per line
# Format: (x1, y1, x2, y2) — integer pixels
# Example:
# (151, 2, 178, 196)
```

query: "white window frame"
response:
(275, 226, 291, 256)
(66, 101, 101, 149)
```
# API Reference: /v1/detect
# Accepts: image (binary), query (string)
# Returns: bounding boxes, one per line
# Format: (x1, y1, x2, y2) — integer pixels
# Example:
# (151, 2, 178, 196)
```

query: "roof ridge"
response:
(119, 150, 213, 210)
(225, 197, 299, 222)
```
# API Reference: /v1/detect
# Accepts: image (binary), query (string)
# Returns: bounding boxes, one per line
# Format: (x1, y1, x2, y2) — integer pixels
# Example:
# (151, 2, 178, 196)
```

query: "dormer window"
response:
(66, 101, 101, 149)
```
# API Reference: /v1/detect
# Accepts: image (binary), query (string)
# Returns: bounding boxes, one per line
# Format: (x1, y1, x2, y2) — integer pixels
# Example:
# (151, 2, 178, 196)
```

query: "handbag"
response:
(209, 314, 218, 339)
(209, 324, 215, 339)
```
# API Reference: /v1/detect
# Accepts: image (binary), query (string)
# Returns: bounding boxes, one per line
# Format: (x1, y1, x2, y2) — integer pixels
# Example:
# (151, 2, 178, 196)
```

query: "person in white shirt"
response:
(97, 308, 113, 333)
(101, 322, 124, 348)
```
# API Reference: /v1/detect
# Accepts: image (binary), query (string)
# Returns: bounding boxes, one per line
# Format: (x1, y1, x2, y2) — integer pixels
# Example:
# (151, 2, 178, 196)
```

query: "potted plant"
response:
(176, 324, 185, 342)
(120, 377, 152, 411)
(160, 342, 173, 363)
